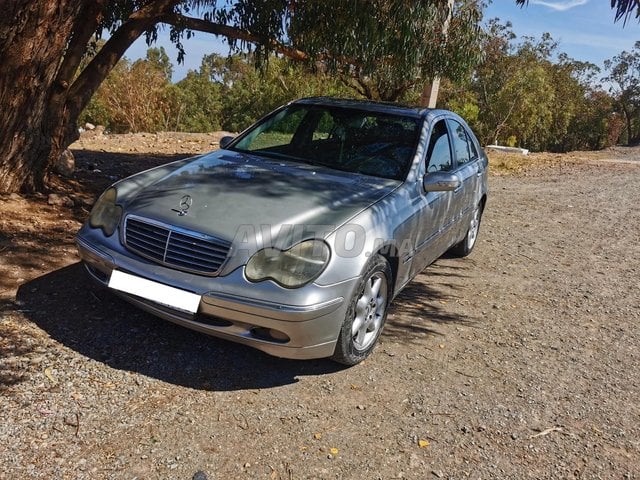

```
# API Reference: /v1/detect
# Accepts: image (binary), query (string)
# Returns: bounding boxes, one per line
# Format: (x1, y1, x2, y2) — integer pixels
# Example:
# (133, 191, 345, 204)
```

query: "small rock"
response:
(47, 193, 74, 208)
(53, 149, 75, 176)
(461, 426, 471, 434)
(84, 122, 96, 130)
(192, 472, 208, 480)
(431, 471, 443, 479)
(511, 433, 518, 440)
(29, 355, 45, 365)
(9, 193, 21, 200)
(69, 195, 92, 208)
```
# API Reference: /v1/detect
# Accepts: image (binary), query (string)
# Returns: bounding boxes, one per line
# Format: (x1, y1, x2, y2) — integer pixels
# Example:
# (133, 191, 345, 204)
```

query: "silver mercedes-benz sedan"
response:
(76, 97, 488, 365)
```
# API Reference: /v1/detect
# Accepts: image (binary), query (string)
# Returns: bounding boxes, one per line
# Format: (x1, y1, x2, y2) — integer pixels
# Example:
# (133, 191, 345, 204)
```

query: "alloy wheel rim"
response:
(467, 207, 480, 249)
(352, 272, 387, 350)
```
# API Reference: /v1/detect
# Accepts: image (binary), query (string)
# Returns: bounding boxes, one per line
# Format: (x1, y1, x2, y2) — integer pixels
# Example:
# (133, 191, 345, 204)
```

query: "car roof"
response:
(292, 96, 434, 119)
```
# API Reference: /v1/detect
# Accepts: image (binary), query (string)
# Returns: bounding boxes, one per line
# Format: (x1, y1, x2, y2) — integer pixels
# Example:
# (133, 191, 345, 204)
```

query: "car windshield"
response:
(231, 104, 421, 181)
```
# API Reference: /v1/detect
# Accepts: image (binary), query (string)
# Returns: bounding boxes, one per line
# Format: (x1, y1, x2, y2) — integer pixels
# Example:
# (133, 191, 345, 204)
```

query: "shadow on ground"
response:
(10, 257, 476, 393)
(384, 259, 477, 344)
(0, 150, 190, 298)
(14, 263, 346, 392)
(0, 299, 38, 391)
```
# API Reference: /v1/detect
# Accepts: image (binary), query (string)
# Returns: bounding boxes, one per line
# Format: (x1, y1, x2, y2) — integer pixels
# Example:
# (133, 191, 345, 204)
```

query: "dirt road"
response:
(1, 136, 639, 479)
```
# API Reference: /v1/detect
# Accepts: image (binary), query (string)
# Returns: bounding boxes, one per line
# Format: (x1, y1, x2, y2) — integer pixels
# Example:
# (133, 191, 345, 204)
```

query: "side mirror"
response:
(219, 136, 235, 149)
(423, 172, 462, 192)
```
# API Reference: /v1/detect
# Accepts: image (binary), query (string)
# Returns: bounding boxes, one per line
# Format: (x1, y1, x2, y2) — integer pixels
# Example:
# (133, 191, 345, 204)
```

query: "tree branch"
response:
(385, 81, 415, 102)
(351, 75, 375, 100)
(49, 0, 110, 151)
(67, 0, 181, 118)
(54, 1, 109, 91)
(338, 74, 366, 97)
(158, 13, 309, 62)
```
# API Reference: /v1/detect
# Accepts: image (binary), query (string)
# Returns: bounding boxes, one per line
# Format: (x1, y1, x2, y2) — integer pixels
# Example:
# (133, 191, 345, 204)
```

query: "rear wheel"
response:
(449, 203, 483, 257)
(331, 255, 391, 366)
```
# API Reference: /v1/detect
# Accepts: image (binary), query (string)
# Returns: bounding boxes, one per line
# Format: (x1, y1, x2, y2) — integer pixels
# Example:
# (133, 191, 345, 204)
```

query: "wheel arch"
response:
(480, 193, 487, 211)
(371, 242, 401, 298)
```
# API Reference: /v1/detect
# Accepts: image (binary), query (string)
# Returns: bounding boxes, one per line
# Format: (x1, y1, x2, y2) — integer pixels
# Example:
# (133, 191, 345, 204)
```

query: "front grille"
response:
(124, 216, 230, 275)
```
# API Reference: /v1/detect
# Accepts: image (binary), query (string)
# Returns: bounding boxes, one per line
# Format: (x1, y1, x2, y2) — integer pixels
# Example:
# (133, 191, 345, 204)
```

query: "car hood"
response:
(119, 150, 399, 247)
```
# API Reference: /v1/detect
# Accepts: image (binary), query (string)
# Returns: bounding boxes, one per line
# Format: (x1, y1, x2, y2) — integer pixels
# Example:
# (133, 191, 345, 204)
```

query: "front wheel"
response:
(449, 203, 483, 257)
(331, 255, 391, 366)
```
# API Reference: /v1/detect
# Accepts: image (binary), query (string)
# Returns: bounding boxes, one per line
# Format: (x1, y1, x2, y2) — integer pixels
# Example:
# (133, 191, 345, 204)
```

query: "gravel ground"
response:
(1, 136, 639, 479)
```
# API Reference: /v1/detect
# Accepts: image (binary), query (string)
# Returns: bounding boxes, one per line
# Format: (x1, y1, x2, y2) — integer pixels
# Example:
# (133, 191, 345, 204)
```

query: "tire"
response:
(331, 255, 391, 366)
(449, 202, 483, 257)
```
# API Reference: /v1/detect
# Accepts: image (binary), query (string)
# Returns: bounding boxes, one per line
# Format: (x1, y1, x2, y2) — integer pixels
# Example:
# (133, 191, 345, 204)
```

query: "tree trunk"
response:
(621, 104, 633, 146)
(0, 0, 179, 193)
(3, 0, 378, 194)
(0, 2, 84, 192)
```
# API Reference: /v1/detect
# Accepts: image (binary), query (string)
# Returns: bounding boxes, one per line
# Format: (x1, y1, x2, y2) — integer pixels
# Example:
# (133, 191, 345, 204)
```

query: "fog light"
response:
(269, 329, 290, 342)
(251, 327, 290, 343)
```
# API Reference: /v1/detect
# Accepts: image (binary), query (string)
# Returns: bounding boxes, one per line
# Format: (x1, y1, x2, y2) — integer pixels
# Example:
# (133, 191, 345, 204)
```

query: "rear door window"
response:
(448, 119, 472, 166)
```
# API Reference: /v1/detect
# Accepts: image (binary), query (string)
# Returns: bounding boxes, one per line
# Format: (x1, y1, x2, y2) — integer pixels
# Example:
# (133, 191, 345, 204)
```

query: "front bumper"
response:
(76, 234, 356, 360)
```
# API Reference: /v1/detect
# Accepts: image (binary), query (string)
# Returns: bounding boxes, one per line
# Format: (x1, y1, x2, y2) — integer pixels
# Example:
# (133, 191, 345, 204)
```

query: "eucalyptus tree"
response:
(0, 0, 483, 194)
(463, 20, 613, 152)
(604, 42, 640, 145)
(606, 0, 640, 22)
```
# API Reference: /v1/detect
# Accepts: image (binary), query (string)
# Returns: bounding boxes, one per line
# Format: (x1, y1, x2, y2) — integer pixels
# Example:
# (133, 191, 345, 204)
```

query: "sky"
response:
(125, 0, 640, 82)
(485, 0, 638, 68)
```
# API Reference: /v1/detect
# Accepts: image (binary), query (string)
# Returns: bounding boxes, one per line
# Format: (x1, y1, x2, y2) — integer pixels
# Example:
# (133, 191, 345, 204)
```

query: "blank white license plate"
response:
(108, 270, 201, 314)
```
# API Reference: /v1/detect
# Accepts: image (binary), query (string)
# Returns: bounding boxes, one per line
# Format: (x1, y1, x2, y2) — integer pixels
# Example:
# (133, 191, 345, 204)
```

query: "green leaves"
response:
(81, 52, 352, 134)
(444, 21, 616, 152)
(603, 41, 640, 144)
(96, 0, 483, 101)
(285, 0, 483, 100)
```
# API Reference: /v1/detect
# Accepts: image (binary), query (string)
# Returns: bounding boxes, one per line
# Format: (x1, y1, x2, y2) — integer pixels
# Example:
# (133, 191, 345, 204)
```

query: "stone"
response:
(47, 193, 74, 208)
(53, 149, 75, 177)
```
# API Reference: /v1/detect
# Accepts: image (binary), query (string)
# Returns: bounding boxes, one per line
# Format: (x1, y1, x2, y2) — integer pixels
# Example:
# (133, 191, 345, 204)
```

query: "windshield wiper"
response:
(249, 149, 322, 166)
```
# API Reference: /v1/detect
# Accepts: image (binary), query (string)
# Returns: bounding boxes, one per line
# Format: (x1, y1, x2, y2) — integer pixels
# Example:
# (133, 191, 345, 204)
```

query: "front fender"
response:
(315, 185, 418, 287)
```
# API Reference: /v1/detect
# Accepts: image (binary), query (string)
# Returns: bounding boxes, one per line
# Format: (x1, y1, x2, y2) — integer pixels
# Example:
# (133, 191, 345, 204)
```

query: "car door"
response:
(447, 118, 481, 231)
(408, 118, 458, 277)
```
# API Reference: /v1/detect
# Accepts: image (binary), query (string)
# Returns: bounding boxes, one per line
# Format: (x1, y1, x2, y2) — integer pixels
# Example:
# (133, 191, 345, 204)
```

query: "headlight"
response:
(89, 187, 122, 237)
(245, 240, 330, 288)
